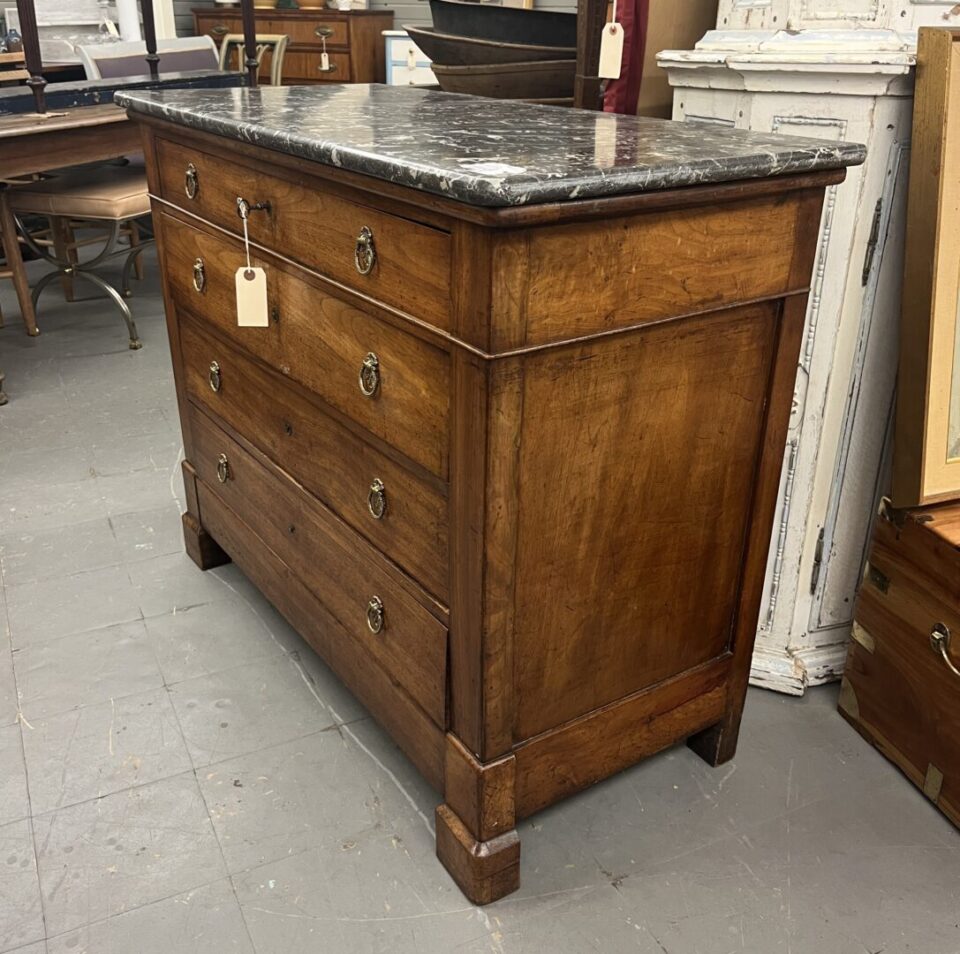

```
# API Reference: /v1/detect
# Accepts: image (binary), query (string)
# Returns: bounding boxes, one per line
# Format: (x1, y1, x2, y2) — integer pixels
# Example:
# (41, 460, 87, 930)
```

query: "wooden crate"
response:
(839, 500, 960, 826)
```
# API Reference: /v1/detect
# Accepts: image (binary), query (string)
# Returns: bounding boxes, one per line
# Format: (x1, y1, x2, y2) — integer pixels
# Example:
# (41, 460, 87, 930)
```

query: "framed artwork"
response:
(892, 26, 960, 507)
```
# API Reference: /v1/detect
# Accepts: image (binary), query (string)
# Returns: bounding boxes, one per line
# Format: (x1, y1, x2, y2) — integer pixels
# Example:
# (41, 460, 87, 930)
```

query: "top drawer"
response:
(153, 136, 452, 330)
(196, 14, 349, 47)
(260, 16, 348, 46)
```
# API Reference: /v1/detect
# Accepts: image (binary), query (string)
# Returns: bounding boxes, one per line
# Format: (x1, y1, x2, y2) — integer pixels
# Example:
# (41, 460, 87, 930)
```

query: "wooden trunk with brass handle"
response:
(840, 499, 960, 830)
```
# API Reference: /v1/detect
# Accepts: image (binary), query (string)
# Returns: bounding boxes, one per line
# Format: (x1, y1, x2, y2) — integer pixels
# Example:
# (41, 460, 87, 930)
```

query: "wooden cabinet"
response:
(137, 110, 843, 904)
(840, 501, 960, 828)
(192, 7, 393, 84)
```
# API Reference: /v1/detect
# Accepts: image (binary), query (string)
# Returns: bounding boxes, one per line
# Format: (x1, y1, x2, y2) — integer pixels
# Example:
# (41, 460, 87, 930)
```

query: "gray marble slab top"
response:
(117, 84, 865, 208)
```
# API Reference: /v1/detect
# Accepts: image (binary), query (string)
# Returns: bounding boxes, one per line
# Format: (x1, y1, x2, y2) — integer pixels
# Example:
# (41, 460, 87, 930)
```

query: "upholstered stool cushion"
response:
(9, 165, 149, 221)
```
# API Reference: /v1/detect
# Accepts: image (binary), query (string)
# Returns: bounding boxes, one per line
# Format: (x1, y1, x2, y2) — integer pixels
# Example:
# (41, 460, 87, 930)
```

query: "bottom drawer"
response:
(197, 485, 444, 789)
(190, 406, 448, 728)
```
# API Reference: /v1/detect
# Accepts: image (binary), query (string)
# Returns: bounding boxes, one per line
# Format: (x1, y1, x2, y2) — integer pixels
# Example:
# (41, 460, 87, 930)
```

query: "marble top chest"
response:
(121, 85, 862, 903)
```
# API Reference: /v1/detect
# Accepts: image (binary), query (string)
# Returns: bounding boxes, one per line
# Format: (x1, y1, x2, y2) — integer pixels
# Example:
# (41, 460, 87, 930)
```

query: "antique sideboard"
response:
(120, 85, 863, 903)
(193, 7, 394, 84)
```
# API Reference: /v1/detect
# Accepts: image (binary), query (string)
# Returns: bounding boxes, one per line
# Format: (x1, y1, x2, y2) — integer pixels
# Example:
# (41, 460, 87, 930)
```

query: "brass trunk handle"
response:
(314, 24, 333, 37)
(367, 478, 386, 519)
(930, 623, 960, 678)
(359, 352, 380, 397)
(185, 162, 199, 199)
(366, 595, 385, 634)
(209, 361, 222, 393)
(193, 258, 206, 293)
(354, 225, 375, 274)
(216, 453, 231, 484)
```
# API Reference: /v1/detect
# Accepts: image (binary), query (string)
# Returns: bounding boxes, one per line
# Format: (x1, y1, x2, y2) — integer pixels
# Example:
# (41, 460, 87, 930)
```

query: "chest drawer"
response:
(158, 210, 450, 478)
(196, 15, 349, 48)
(262, 17, 348, 46)
(283, 51, 352, 81)
(181, 318, 449, 601)
(154, 137, 452, 329)
(190, 406, 448, 727)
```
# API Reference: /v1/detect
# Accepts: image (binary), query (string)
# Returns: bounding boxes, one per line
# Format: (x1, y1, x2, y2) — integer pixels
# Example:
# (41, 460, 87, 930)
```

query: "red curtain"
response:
(602, 0, 650, 115)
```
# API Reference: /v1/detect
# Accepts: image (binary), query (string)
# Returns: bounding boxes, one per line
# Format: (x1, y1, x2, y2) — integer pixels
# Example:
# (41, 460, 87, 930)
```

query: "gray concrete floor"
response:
(1, 251, 959, 954)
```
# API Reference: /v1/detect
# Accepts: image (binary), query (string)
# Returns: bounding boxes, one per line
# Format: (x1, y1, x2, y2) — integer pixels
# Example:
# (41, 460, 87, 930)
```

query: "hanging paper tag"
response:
(598, 22, 624, 80)
(321, 50, 330, 71)
(235, 267, 269, 327)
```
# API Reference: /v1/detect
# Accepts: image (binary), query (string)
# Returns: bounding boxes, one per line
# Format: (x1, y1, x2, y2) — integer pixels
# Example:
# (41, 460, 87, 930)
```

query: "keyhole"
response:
(283, 421, 293, 436)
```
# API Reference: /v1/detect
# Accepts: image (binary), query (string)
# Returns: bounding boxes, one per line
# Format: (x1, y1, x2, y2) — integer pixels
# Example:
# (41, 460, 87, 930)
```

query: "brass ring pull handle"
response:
(193, 258, 206, 293)
(359, 352, 380, 397)
(354, 225, 376, 274)
(314, 24, 333, 37)
(930, 623, 960, 678)
(185, 162, 199, 199)
(210, 24, 229, 36)
(216, 453, 231, 484)
(209, 361, 222, 393)
(366, 595, 385, 634)
(367, 478, 387, 519)
(317, 62, 338, 73)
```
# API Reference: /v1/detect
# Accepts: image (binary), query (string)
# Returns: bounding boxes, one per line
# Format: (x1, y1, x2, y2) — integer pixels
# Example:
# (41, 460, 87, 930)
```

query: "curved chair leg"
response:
(120, 242, 152, 299)
(33, 268, 142, 350)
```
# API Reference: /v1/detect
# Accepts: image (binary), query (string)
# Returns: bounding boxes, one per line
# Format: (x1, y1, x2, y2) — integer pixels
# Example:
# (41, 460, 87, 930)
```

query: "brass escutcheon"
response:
(193, 258, 206, 293)
(209, 361, 222, 393)
(184, 162, 199, 199)
(367, 478, 387, 519)
(216, 453, 230, 484)
(354, 225, 376, 275)
(314, 24, 333, 37)
(366, 595, 385, 634)
(359, 352, 380, 397)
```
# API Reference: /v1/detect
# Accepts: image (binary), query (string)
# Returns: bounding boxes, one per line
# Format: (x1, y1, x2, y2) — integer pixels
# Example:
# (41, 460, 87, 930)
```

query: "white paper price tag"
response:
(321, 50, 330, 71)
(235, 267, 269, 327)
(598, 22, 624, 80)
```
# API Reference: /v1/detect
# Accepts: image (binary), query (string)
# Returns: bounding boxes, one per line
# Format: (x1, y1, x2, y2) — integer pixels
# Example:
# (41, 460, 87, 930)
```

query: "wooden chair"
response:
(77, 36, 219, 80)
(8, 164, 153, 349)
(217, 33, 289, 86)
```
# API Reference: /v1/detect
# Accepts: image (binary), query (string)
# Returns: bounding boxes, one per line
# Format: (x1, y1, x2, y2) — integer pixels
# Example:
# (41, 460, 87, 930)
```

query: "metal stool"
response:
(9, 164, 152, 349)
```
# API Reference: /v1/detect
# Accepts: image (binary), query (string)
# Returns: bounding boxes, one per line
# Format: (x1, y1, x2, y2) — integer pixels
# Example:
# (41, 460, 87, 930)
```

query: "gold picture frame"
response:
(893, 26, 960, 507)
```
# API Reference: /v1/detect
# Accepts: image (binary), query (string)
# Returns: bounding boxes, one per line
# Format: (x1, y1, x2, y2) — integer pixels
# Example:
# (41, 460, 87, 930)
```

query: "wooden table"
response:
(0, 103, 140, 404)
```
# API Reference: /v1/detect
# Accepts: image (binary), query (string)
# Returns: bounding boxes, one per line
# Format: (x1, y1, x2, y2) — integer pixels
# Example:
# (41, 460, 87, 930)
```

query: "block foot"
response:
(436, 805, 520, 905)
(182, 511, 230, 570)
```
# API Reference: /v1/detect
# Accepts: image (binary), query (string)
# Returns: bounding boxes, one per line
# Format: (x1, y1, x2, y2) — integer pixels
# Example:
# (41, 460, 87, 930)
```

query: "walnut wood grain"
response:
(180, 317, 449, 602)
(191, 407, 448, 726)
(511, 303, 778, 741)
(156, 209, 451, 479)
(138, 113, 840, 902)
(197, 485, 445, 789)
(154, 136, 451, 329)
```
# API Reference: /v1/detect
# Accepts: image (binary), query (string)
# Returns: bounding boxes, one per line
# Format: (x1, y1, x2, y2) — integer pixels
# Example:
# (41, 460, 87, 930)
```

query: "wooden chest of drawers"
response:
(128, 86, 861, 903)
(193, 7, 393, 84)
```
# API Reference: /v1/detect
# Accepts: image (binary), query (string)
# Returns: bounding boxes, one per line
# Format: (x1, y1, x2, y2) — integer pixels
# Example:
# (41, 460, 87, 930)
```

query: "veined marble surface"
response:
(117, 84, 865, 207)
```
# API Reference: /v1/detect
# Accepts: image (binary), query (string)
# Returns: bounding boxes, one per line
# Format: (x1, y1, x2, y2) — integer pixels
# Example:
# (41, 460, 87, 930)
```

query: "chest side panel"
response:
(511, 302, 779, 741)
